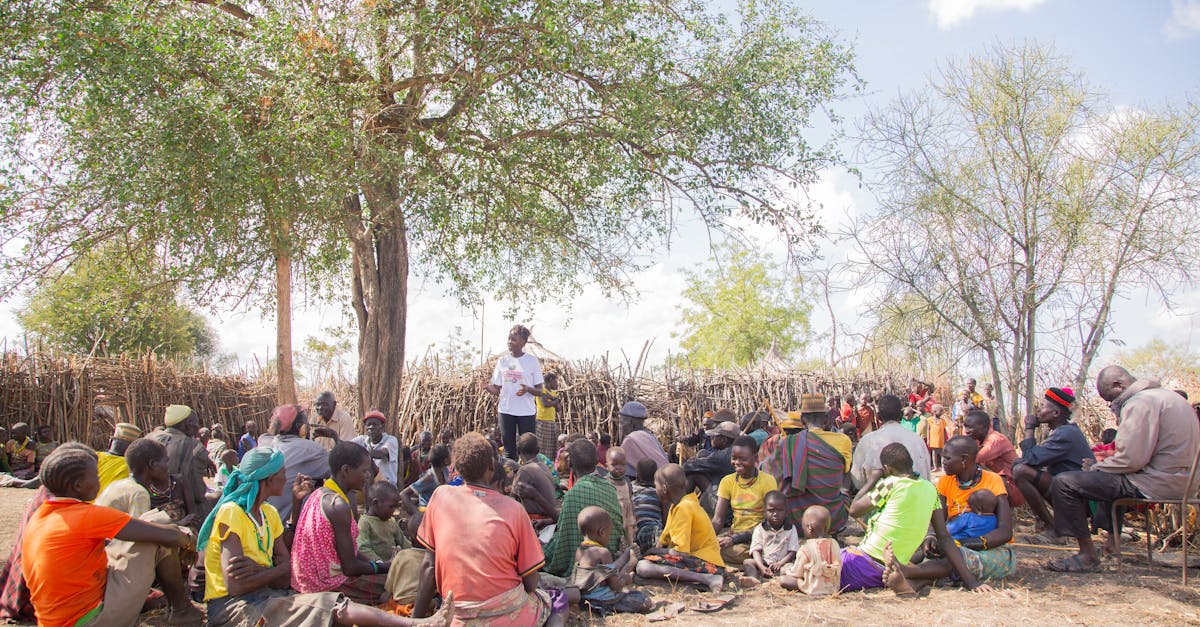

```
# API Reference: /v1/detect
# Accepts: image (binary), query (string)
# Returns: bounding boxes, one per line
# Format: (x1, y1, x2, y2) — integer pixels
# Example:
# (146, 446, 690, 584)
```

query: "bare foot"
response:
(703, 574, 724, 593)
(421, 591, 455, 626)
(167, 604, 204, 625)
(882, 542, 918, 596)
(737, 576, 760, 589)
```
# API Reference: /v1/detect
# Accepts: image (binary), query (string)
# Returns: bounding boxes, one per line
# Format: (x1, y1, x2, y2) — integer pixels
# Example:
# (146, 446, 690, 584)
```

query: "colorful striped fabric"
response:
(760, 431, 849, 532)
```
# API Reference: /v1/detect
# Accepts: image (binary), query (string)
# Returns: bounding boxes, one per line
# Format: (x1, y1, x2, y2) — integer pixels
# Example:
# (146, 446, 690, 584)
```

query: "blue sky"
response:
(1, 0, 1197, 379)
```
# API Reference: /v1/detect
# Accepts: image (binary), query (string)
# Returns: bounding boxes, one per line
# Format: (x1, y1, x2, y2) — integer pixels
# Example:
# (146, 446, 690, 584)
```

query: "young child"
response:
(631, 458, 664, 553)
(780, 504, 842, 596)
(1092, 428, 1118, 463)
(634, 463, 725, 593)
(945, 488, 999, 541)
(571, 506, 652, 614)
(606, 447, 639, 546)
(358, 481, 411, 562)
(741, 491, 799, 585)
(383, 513, 432, 612)
(214, 448, 238, 489)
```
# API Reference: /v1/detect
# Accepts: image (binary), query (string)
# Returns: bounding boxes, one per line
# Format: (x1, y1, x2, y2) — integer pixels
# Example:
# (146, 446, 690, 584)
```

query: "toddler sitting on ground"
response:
(780, 504, 842, 595)
(741, 491, 799, 585)
(945, 488, 999, 541)
(358, 481, 411, 561)
(571, 506, 652, 614)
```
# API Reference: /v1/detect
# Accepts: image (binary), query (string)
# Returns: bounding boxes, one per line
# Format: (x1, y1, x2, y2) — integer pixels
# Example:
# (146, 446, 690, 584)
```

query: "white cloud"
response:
(927, 0, 1049, 30)
(1165, 0, 1200, 40)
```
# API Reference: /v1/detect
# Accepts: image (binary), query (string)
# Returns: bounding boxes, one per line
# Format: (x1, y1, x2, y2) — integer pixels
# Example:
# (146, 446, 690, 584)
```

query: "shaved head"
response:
(1096, 365, 1136, 402)
(944, 435, 979, 459)
(655, 463, 686, 493)
(577, 505, 612, 535)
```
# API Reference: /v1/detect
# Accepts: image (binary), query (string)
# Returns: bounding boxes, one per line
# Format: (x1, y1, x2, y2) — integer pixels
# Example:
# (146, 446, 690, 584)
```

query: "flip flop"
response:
(646, 601, 685, 622)
(1044, 554, 1102, 573)
(689, 592, 736, 613)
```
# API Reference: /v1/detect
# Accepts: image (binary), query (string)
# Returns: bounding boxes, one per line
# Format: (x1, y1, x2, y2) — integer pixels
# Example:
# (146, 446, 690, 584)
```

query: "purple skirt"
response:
(839, 547, 885, 591)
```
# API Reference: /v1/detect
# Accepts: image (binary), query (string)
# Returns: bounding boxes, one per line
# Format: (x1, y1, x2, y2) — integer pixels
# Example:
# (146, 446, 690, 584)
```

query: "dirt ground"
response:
(0, 487, 1197, 626)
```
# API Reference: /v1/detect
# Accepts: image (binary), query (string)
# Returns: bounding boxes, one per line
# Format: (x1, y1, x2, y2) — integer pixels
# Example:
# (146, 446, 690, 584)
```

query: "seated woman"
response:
(97, 437, 198, 527)
(292, 442, 395, 605)
(417, 432, 554, 625)
(199, 446, 451, 626)
(884, 436, 1016, 592)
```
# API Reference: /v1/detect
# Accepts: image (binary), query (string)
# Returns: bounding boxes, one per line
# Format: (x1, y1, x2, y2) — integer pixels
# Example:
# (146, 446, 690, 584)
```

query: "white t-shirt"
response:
(490, 352, 544, 416)
(352, 433, 400, 485)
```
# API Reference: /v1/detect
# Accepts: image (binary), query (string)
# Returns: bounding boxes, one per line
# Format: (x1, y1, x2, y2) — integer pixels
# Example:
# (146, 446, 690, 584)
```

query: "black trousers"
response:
(499, 413, 536, 460)
(1051, 470, 1142, 538)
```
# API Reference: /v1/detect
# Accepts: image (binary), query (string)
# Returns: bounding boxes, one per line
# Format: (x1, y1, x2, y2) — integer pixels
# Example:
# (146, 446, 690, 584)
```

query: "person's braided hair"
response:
(39, 442, 98, 497)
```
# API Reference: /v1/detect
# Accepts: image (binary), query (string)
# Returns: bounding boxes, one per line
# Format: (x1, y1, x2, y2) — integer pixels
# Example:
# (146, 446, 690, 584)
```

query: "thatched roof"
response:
(755, 339, 791, 374)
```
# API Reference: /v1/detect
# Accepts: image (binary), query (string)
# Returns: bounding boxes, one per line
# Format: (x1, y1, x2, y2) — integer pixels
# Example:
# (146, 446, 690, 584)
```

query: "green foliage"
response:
(1116, 338, 1200, 390)
(17, 245, 217, 359)
(0, 0, 858, 408)
(674, 244, 812, 368)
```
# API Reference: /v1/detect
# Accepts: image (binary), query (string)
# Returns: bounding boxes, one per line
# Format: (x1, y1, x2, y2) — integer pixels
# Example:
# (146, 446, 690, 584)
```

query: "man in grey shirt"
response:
(850, 394, 932, 489)
(1047, 365, 1200, 573)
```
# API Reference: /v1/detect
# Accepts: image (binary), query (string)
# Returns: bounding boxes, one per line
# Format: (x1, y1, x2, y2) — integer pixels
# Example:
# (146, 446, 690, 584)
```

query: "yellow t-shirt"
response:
(96, 451, 131, 494)
(716, 472, 779, 534)
(811, 428, 853, 471)
(204, 502, 284, 601)
(535, 390, 559, 422)
(660, 493, 725, 567)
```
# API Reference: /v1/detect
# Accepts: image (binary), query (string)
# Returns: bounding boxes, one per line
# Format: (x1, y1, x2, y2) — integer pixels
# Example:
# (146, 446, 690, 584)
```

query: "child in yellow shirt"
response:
(634, 463, 725, 592)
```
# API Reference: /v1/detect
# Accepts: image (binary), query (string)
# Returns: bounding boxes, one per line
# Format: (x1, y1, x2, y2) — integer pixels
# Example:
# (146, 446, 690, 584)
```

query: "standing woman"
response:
(482, 325, 545, 461)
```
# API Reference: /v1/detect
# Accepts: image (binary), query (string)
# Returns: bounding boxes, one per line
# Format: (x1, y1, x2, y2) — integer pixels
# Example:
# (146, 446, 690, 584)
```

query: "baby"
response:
(946, 488, 999, 541)
(741, 491, 799, 585)
(572, 506, 652, 614)
(780, 505, 842, 596)
(357, 481, 410, 562)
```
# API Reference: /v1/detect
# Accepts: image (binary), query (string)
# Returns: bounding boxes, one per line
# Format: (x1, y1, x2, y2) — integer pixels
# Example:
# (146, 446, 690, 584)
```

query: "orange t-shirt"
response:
(417, 484, 545, 604)
(936, 469, 1007, 521)
(22, 499, 132, 627)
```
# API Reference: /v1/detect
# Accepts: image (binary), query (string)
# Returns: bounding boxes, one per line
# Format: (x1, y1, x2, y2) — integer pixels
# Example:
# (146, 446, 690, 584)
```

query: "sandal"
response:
(1044, 555, 1102, 573)
(646, 601, 685, 622)
(689, 592, 736, 613)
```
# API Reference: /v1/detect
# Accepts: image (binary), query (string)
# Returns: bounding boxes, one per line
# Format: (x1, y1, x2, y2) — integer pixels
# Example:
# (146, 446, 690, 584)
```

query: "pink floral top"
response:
(290, 489, 359, 593)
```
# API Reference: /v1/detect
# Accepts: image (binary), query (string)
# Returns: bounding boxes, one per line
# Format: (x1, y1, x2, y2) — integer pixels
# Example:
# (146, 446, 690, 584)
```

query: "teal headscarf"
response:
(197, 446, 286, 552)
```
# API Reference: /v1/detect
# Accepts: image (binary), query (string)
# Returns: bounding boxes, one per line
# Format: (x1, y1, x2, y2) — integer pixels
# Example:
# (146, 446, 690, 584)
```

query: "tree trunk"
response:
(275, 242, 297, 405)
(346, 189, 409, 426)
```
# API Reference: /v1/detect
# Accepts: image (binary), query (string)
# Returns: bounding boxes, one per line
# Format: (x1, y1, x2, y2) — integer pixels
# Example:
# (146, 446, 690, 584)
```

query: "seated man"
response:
(543, 439, 625, 578)
(1011, 387, 1094, 537)
(850, 395, 932, 489)
(760, 394, 850, 533)
(963, 410, 1022, 506)
(682, 420, 737, 514)
(1048, 366, 1200, 573)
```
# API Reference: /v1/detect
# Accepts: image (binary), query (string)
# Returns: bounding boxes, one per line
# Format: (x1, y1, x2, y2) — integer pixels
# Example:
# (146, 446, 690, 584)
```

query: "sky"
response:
(2, 0, 1199, 380)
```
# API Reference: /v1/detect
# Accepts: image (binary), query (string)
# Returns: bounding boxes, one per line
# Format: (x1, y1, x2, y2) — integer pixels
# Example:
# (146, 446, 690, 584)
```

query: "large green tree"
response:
(1, 0, 857, 415)
(17, 245, 217, 359)
(674, 244, 813, 368)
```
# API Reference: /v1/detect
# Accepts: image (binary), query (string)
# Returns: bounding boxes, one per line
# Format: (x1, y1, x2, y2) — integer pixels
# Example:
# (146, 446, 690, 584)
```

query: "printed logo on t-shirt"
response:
(504, 368, 523, 384)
